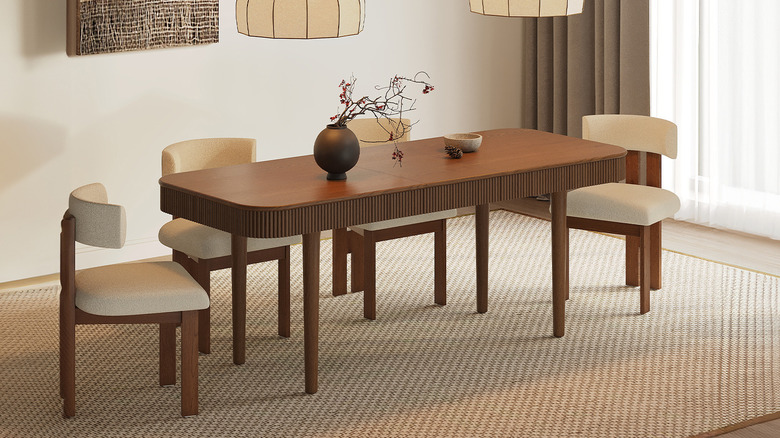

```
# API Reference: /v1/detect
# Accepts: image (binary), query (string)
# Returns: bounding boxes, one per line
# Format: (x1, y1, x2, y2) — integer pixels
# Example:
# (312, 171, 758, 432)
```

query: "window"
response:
(651, 0, 780, 239)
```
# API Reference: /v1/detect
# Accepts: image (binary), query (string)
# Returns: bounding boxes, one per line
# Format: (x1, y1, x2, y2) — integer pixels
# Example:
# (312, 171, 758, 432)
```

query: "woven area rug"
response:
(1, 210, 778, 437)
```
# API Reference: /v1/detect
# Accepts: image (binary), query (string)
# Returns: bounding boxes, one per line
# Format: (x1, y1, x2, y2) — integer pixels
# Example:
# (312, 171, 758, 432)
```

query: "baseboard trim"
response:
(0, 273, 60, 292)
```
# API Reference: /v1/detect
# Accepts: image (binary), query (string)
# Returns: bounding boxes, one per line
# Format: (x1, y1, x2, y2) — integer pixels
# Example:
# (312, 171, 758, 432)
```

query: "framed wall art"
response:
(66, 0, 219, 56)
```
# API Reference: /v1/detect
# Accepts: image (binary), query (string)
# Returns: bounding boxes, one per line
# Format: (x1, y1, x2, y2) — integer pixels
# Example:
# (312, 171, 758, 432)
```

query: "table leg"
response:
(565, 218, 569, 301)
(231, 235, 247, 365)
(476, 204, 489, 313)
(302, 232, 320, 394)
(551, 192, 568, 338)
(332, 228, 348, 296)
(363, 230, 377, 320)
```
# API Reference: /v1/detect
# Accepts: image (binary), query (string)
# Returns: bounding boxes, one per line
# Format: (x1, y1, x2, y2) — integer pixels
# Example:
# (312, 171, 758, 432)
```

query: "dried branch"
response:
(328, 72, 434, 166)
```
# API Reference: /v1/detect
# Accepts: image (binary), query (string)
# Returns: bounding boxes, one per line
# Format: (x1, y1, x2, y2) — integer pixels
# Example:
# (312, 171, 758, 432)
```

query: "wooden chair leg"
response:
(61, 308, 76, 418)
(363, 231, 377, 320)
(626, 235, 640, 287)
(639, 226, 651, 314)
(195, 262, 211, 355)
(332, 228, 349, 296)
(59, 306, 64, 398)
(180, 311, 199, 417)
(159, 323, 177, 386)
(278, 246, 291, 338)
(350, 231, 365, 293)
(650, 222, 662, 290)
(434, 220, 447, 305)
(564, 222, 570, 301)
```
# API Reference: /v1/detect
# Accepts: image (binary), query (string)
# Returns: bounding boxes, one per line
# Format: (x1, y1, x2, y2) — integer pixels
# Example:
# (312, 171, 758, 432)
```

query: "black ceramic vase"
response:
(313, 124, 360, 180)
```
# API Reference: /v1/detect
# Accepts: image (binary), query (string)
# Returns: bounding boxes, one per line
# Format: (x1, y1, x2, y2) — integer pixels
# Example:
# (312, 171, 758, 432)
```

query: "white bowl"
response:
(443, 133, 482, 153)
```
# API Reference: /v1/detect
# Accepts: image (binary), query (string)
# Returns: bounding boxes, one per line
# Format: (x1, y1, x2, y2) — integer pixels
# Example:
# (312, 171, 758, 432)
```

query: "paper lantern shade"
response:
(237, 0, 366, 39)
(469, 0, 585, 17)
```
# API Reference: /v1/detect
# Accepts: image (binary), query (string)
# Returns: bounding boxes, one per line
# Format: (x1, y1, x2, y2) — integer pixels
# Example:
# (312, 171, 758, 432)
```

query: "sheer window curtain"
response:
(651, 0, 780, 240)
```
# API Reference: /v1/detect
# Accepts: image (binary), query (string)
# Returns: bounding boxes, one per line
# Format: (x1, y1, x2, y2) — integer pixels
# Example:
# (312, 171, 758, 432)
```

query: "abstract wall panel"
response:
(66, 0, 219, 56)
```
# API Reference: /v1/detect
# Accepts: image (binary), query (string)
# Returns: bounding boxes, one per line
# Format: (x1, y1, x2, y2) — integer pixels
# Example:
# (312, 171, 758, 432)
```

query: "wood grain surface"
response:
(160, 129, 625, 238)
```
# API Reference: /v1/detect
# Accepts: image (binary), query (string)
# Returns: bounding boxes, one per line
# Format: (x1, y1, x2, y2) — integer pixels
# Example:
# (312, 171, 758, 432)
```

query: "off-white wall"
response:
(0, 0, 523, 283)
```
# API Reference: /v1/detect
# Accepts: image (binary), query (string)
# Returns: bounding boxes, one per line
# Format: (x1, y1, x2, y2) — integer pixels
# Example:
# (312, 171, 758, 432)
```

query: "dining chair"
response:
(566, 115, 680, 314)
(158, 138, 301, 357)
(60, 183, 209, 417)
(334, 118, 458, 320)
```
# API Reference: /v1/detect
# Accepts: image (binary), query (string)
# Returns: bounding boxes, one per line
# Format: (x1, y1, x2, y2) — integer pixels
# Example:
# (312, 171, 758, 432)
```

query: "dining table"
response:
(159, 128, 626, 394)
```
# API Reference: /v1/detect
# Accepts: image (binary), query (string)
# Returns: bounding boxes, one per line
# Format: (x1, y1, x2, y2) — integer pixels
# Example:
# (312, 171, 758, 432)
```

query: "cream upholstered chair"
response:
(334, 119, 457, 320)
(567, 115, 680, 314)
(158, 138, 301, 356)
(60, 183, 209, 417)
(349, 117, 412, 147)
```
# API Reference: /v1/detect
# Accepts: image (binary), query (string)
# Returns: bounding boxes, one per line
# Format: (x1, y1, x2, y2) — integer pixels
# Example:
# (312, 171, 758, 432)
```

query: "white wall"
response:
(0, 0, 524, 283)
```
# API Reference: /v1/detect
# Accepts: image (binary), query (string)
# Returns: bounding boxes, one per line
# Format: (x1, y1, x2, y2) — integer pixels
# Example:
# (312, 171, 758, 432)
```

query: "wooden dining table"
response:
(159, 128, 626, 394)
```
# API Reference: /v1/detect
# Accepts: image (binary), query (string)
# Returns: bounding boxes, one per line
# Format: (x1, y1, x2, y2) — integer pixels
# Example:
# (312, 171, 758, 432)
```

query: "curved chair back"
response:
(68, 183, 126, 249)
(347, 118, 411, 148)
(582, 115, 677, 159)
(162, 138, 257, 176)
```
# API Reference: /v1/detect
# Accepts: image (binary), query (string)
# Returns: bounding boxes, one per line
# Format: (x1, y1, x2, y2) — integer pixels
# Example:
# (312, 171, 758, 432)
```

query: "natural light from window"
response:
(650, 0, 780, 239)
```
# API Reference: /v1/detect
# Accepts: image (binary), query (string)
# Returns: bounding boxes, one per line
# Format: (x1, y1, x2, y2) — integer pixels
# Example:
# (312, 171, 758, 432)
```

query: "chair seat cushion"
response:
(351, 209, 458, 232)
(75, 261, 209, 316)
(159, 219, 302, 260)
(566, 183, 681, 226)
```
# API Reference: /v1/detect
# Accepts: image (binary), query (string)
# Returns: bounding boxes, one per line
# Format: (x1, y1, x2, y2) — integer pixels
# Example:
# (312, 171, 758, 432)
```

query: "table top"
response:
(160, 128, 626, 237)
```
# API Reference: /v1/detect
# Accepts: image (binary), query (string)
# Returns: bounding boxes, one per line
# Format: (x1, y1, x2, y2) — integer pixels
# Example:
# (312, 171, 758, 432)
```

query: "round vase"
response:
(313, 124, 360, 180)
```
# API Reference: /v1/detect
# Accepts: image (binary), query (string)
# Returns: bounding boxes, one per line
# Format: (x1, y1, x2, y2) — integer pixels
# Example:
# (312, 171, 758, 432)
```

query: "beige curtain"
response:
(522, 0, 650, 138)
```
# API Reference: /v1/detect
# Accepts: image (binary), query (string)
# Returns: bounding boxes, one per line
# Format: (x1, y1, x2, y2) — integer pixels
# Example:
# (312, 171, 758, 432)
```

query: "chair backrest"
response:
(68, 183, 126, 249)
(347, 118, 411, 148)
(582, 115, 677, 159)
(162, 138, 257, 176)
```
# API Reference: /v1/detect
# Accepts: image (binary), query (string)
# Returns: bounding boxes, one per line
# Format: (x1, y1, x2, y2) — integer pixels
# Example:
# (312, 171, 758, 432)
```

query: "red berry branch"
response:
(329, 71, 434, 166)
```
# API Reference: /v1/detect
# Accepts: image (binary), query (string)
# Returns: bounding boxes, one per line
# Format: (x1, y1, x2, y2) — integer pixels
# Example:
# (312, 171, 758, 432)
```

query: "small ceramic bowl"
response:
(443, 133, 482, 153)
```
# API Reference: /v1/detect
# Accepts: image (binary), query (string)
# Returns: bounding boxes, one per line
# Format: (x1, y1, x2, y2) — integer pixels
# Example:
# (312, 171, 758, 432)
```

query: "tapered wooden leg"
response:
(640, 226, 651, 314)
(302, 232, 320, 394)
(551, 192, 568, 338)
(626, 236, 640, 287)
(363, 231, 377, 320)
(650, 222, 662, 290)
(350, 231, 365, 293)
(565, 222, 570, 301)
(332, 228, 349, 296)
(231, 235, 247, 365)
(195, 263, 211, 355)
(278, 245, 291, 338)
(159, 323, 176, 386)
(59, 305, 64, 398)
(476, 204, 489, 314)
(434, 220, 447, 306)
(61, 306, 76, 418)
(180, 311, 199, 417)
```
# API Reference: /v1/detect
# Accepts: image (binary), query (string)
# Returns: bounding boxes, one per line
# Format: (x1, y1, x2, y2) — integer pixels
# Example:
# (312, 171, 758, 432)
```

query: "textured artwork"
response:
(66, 0, 219, 56)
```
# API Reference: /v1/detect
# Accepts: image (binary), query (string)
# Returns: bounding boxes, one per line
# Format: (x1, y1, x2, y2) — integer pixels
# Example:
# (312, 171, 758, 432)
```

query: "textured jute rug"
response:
(1, 211, 778, 437)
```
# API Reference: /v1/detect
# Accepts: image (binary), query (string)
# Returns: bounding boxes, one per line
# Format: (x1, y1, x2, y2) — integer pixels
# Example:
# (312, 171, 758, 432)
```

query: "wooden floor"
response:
(3, 200, 779, 436)
(720, 420, 780, 438)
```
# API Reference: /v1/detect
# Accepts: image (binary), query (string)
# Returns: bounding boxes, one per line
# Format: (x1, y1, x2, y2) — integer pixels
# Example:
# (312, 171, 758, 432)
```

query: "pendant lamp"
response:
(470, 0, 584, 17)
(237, 0, 366, 39)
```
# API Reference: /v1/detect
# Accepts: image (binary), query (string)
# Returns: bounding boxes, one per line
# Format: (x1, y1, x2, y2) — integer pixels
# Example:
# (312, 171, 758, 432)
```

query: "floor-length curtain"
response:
(651, 0, 780, 240)
(522, 0, 650, 139)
